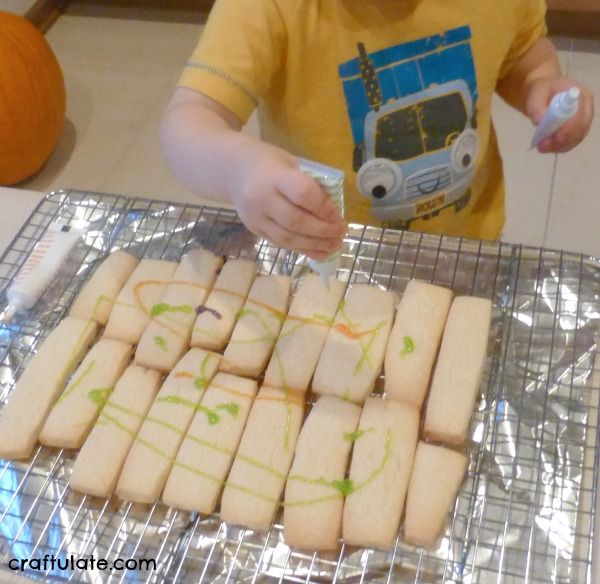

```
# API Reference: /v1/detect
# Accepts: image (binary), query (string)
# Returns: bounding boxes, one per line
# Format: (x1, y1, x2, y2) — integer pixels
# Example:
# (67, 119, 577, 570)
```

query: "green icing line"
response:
(219, 479, 280, 504)
(91, 294, 113, 320)
(153, 336, 168, 351)
(157, 395, 219, 424)
(87, 386, 114, 407)
(171, 458, 223, 485)
(235, 451, 287, 480)
(151, 302, 194, 317)
(332, 478, 355, 496)
(156, 395, 239, 425)
(344, 427, 375, 442)
(284, 399, 292, 450)
(344, 429, 365, 442)
(283, 491, 343, 508)
(351, 430, 393, 492)
(354, 320, 387, 375)
(133, 428, 171, 459)
(284, 430, 392, 508)
(96, 391, 393, 510)
(277, 312, 334, 341)
(232, 308, 279, 344)
(56, 360, 96, 404)
(401, 335, 415, 356)
(337, 302, 387, 376)
(100, 410, 138, 438)
(216, 402, 239, 417)
(193, 352, 213, 390)
(104, 399, 146, 419)
(145, 414, 185, 437)
(194, 377, 207, 390)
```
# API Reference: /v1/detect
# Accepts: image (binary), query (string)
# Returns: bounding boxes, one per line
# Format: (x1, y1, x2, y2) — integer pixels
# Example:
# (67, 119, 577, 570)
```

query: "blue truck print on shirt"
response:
(339, 26, 479, 228)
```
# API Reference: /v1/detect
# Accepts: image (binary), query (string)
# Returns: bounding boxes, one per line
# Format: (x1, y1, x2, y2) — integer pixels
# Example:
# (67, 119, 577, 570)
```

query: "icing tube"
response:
(2, 222, 83, 322)
(530, 88, 580, 150)
(298, 158, 345, 288)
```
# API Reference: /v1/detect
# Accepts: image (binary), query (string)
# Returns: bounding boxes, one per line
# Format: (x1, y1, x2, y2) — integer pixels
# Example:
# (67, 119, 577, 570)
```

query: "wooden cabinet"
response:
(547, 0, 600, 36)
(547, 0, 600, 13)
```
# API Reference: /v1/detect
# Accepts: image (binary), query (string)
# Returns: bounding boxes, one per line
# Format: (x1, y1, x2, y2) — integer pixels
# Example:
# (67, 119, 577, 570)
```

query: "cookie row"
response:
(0, 247, 492, 553)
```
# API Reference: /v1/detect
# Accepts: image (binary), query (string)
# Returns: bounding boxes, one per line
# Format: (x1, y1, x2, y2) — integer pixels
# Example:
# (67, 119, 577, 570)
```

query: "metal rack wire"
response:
(0, 190, 598, 583)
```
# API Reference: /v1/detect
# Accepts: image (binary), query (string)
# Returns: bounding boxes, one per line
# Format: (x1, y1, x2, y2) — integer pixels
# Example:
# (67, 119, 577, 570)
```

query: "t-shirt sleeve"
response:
(178, 0, 286, 122)
(498, 0, 548, 80)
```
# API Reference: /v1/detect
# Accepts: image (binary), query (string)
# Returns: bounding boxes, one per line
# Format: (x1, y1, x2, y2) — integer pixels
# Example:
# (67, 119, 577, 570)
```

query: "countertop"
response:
(0, 188, 45, 255)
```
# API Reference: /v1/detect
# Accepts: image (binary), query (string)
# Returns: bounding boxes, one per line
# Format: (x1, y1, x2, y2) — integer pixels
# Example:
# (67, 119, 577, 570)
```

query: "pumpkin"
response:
(0, 11, 66, 185)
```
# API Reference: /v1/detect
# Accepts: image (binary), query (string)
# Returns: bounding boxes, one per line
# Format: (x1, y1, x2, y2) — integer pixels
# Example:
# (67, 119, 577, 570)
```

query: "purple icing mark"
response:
(196, 305, 222, 319)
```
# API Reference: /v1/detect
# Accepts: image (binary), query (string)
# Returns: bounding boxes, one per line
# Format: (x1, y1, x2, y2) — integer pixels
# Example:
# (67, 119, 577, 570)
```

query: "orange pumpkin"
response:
(0, 11, 66, 185)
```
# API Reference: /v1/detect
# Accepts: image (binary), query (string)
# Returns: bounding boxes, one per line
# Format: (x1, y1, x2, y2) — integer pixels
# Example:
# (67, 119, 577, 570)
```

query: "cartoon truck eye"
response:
(353, 43, 479, 224)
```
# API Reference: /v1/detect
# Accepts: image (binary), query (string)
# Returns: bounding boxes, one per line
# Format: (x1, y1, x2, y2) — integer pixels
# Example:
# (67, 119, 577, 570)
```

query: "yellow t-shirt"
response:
(179, 0, 547, 240)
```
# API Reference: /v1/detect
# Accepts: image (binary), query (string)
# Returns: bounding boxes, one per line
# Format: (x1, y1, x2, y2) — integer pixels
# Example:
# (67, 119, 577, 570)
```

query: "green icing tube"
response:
(299, 159, 345, 288)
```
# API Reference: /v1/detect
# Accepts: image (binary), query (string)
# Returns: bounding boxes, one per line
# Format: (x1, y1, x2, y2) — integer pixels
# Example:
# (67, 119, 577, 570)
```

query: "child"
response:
(161, 0, 594, 260)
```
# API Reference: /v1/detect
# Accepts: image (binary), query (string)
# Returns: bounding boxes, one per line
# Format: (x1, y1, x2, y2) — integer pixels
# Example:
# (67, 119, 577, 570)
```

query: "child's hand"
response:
(526, 76, 594, 153)
(228, 142, 346, 260)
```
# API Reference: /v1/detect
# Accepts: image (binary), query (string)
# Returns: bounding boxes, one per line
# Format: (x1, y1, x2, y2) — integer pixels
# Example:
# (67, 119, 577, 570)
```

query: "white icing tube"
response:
(298, 159, 345, 288)
(2, 222, 83, 322)
(530, 88, 580, 149)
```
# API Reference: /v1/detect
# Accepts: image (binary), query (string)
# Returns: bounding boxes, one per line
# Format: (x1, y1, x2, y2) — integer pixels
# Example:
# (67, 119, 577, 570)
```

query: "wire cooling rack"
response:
(0, 190, 599, 583)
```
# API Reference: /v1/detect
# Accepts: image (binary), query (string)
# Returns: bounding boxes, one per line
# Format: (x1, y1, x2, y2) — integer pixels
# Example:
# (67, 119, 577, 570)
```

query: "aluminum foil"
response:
(0, 191, 599, 584)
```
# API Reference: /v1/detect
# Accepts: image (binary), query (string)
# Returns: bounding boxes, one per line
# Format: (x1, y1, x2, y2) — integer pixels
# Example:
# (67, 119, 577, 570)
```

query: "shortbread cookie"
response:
(385, 280, 453, 408)
(220, 386, 305, 530)
(0, 317, 97, 459)
(263, 275, 345, 392)
(423, 296, 492, 444)
(69, 365, 162, 498)
(220, 275, 292, 378)
(115, 348, 221, 503)
(135, 249, 223, 372)
(404, 442, 467, 548)
(342, 397, 419, 550)
(103, 259, 177, 345)
(312, 285, 395, 404)
(161, 373, 258, 513)
(69, 250, 140, 325)
(283, 396, 362, 551)
(191, 258, 256, 351)
(39, 339, 133, 449)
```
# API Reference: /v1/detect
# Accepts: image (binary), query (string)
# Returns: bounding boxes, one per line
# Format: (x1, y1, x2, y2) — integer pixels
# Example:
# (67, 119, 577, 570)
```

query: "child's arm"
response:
(160, 87, 346, 260)
(496, 37, 594, 153)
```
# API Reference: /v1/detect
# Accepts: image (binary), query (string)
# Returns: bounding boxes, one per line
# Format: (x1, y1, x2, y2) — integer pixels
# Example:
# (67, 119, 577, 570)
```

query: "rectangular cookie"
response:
(161, 373, 258, 513)
(191, 258, 256, 351)
(0, 317, 97, 459)
(69, 365, 162, 498)
(220, 275, 292, 378)
(135, 249, 223, 372)
(39, 339, 133, 449)
(423, 296, 492, 444)
(115, 348, 221, 503)
(220, 386, 305, 530)
(103, 258, 178, 345)
(342, 397, 419, 550)
(403, 442, 467, 548)
(384, 280, 453, 408)
(312, 285, 396, 404)
(69, 250, 140, 325)
(263, 274, 345, 392)
(283, 396, 362, 551)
